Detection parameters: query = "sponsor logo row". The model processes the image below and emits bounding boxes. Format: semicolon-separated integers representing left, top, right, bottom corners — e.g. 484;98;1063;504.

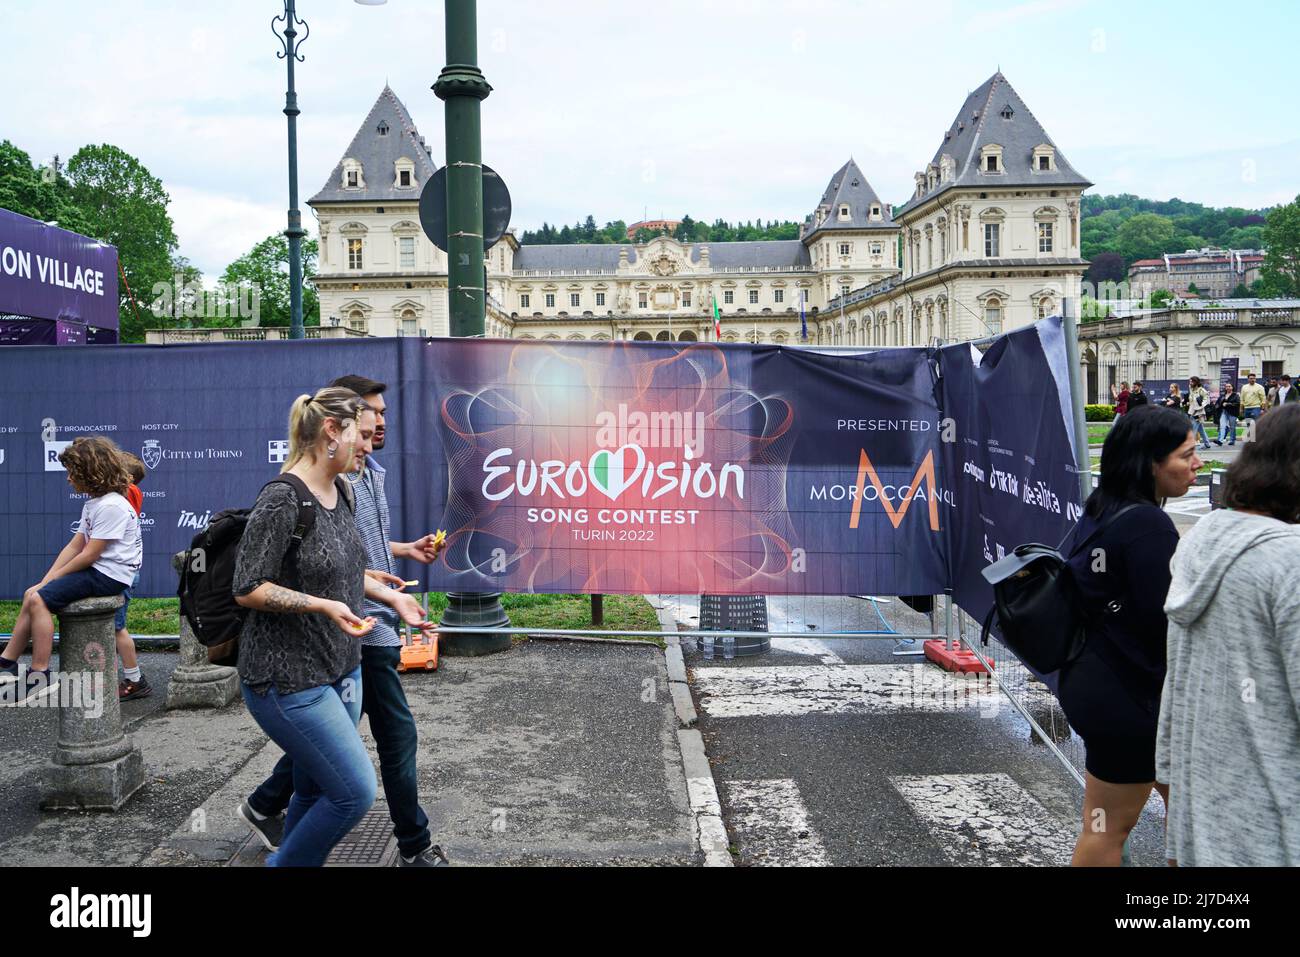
30;439;291;472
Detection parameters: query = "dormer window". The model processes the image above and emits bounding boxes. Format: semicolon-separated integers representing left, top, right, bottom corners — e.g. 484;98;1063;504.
341;158;365;190
870;204;881;220
980;145;1004;174
1032;145;1057;172
394;158;416;190
378;121;390;136
838;204;850;220
1000;104;1014;120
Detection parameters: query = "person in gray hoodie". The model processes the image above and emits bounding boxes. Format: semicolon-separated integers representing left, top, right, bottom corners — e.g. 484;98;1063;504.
1158;403;1300;866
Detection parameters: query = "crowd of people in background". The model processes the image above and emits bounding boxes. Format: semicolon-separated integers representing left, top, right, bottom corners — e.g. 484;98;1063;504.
1112;371;1297;449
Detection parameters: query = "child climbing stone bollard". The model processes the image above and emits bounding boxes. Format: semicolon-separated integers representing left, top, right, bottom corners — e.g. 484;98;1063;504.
42;594;145;811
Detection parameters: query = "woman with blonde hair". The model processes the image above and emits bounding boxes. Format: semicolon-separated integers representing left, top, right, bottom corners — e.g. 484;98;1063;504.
233;387;380;866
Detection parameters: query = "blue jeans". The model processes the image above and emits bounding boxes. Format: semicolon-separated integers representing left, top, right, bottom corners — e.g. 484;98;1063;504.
1192;417;1211;447
1242;407;1262;421
241;667;376;867
1219;413;1238;445
247;646;431;858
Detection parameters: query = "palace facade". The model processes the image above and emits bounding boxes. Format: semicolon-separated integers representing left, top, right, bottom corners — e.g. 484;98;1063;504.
309;73;1090;347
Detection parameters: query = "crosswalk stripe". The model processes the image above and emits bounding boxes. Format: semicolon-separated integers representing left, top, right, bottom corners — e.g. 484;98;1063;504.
694;664;1000;719
889;772;1075;866
769;637;845;665
722;779;831;867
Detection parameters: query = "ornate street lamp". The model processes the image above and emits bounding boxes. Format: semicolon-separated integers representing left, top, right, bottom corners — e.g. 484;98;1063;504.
273;0;385;340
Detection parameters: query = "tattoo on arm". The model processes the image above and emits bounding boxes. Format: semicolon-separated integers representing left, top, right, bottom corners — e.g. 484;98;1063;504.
262;585;313;614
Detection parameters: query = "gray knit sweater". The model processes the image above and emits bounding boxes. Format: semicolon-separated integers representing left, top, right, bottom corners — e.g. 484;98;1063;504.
1158;509;1300;866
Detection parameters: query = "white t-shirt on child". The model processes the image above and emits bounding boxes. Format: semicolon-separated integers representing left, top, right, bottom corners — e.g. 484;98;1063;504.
77;492;142;585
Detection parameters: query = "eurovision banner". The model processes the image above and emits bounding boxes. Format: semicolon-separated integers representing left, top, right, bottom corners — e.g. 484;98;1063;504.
936;320;1084;628
418;339;949;595
0;208;119;331
0;321;1082;602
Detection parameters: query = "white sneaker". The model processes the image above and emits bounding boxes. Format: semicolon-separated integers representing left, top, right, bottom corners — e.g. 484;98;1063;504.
0;670;59;707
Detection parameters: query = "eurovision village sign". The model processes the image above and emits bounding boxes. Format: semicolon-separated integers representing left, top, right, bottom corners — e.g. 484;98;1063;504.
0;207;119;344
0;319;1081;625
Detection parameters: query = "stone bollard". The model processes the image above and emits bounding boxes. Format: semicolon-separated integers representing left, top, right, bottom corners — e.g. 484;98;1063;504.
166;552;240;709
42;594;145;811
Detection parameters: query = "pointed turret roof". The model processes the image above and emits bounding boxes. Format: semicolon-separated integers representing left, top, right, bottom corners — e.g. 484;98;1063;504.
802;158;896;243
895;72;1090;216
308;86;438;205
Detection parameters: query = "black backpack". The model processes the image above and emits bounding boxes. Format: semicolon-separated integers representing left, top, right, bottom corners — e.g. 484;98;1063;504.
978;504;1138;674
177;474;352;667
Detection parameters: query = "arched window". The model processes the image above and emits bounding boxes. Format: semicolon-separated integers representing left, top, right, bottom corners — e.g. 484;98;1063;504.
400;309;417;336
633;331;653;341
984;297;1003;334
655;330;672;341
678;330;698;342
348;310;366;333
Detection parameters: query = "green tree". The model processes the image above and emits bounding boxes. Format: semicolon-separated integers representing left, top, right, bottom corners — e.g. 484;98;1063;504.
0;142;91;234
220;233;319;328
1261;195;1300;296
1114;213;1178;263
1232;282;1251;298
65;144;178;342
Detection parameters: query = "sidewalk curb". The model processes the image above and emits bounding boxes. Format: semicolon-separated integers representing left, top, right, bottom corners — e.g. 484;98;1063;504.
677;728;732;867
655;605;698;728
654;598;729;866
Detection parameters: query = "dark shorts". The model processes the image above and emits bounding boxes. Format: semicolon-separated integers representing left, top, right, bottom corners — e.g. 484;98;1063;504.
114;572;141;631
37;567;129;614
1058;649;1160;784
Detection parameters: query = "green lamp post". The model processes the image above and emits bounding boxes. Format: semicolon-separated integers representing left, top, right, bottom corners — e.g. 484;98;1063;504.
433;0;510;654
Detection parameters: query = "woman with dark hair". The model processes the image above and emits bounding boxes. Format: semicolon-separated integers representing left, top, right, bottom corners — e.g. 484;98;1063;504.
1159;404;1300;865
1060;405;1201;866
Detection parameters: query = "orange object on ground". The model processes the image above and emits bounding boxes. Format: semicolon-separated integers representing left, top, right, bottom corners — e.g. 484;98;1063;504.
923;638;993;674
398;630;439;672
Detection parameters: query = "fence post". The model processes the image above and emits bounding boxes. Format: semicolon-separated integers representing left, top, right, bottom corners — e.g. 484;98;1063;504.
42;595;145;811
167;551;240;709
1062;299;1095;504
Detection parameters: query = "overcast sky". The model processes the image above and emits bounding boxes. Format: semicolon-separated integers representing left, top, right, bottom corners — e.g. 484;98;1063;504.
4;0;1297;279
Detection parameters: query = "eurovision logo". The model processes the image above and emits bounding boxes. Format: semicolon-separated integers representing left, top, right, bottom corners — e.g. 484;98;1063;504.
482;404;744;504
483;441;744;504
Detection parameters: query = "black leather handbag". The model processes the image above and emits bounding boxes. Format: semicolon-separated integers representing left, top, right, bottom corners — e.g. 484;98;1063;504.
979;504;1138;673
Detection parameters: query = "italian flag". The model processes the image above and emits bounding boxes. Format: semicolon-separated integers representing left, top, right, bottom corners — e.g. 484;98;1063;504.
713;295;721;341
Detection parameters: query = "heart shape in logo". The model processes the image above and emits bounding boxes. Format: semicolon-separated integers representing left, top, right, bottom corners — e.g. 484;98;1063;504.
588;445;646;502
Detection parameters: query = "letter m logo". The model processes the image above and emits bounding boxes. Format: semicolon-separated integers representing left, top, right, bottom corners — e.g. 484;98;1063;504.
849;449;940;531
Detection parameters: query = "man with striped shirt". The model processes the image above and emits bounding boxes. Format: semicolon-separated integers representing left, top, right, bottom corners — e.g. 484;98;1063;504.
238;375;449;867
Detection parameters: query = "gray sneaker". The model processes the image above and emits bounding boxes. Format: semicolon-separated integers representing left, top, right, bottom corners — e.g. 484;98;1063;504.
237;800;285;852
398;844;450;867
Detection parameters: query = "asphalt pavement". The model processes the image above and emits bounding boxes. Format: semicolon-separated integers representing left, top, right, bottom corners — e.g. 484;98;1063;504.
668;594;1169;867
